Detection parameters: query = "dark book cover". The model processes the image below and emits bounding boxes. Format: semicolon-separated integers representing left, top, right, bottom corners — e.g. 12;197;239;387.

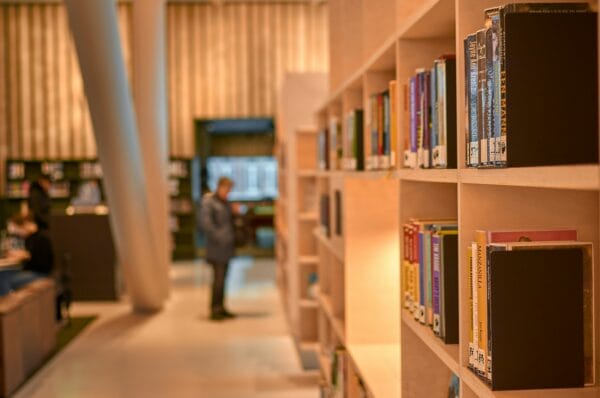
439;56;457;169
476;29;488;167
334;190;342;236
440;233;458;344
502;7;597;166
354;110;365;171
423;71;431;168
320;194;330;237
488;249;584;390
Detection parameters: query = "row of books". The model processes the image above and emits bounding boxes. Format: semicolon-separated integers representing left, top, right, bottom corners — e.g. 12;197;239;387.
467;229;594;390
169;160;189;178
79;162;103;179
404;56;457;169
317;81;399;172
365;83;398;170
7;161;103;181
6;181;70;199
464;3;597;168
170;198;193;214
402;219;458;344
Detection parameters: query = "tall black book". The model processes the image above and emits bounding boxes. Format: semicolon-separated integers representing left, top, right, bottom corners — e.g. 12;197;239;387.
488;248;584;390
334;190;342;236
501;5;597;166
320;194;330;237
439;233;458;344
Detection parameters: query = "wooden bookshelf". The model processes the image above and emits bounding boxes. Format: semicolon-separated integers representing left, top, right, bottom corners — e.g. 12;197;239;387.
315;0;600;396
276;74;327;368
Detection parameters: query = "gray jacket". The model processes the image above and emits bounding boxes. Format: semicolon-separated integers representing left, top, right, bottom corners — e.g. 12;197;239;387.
200;192;235;264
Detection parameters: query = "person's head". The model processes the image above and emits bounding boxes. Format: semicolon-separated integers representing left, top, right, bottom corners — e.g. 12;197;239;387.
38;176;51;192
216;177;234;200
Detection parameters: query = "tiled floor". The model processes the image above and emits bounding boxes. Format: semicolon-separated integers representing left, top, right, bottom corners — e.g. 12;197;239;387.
14;258;319;398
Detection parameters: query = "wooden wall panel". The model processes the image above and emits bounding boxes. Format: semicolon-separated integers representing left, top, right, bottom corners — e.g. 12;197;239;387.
0;1;328;183
166;2;329;157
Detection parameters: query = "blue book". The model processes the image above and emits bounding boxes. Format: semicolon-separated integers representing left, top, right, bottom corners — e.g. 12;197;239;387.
465;34;479;167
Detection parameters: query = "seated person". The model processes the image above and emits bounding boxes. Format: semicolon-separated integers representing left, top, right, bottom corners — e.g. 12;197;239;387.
0;214;54;295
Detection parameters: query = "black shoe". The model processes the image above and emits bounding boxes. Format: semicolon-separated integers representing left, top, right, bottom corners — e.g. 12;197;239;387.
221;309;236;319
210;312;227;321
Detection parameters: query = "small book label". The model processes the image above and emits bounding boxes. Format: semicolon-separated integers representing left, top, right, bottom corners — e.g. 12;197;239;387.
480;138;489;164
433;314;441;335
380;155;390;169
498;136;507;162
432;145;446;167
403;150;411;167
417;148;424;168
423;150;430;168
419;305;426;324
469;343;476;369
478;348;486;374
348;158;357;171
469;142;479;166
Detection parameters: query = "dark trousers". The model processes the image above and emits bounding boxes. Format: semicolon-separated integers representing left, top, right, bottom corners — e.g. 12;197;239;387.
210;261;229;313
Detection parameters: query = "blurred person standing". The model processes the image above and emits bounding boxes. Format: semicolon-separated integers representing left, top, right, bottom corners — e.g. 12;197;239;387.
28;176;51;231
200;177;236;321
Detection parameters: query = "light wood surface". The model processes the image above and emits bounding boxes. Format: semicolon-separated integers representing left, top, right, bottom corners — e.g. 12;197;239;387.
347;344;401;398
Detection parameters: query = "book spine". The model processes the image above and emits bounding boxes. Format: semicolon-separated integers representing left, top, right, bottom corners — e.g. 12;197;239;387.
487;9;502;166
382;91;391;169
485;26;495;166
476;29;489;167
416;71;424;168
403;83;411;167
389;81;398;168
425;230;433;325
413;224;421;317
418;230;426;323
377;94;384;169
430;64;438;168
372;95;379;169
467;245;476;369
355;110;364;171
409;77;418;168
471;241;479;370
423;71;431;168
498;7;507;165
486;245;498;383
432;233;441;335
466;34;479;167
402;225;410;308
475;231;488;376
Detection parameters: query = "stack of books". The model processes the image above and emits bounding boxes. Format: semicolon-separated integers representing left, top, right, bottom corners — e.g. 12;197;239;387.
404;56;456;169
402;219;458;344
467;229;594;390
464;3;597;168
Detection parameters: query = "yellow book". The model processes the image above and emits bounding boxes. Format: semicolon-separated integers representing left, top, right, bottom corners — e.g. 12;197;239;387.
475;231;488;376
467;245;475;369
389;80;398;168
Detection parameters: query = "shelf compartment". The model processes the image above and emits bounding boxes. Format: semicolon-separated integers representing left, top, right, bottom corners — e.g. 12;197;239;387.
313;228;344;262
459;165;599;191
317;293;346;345
347;343;401;398
401;310;459;375
460;366;600;398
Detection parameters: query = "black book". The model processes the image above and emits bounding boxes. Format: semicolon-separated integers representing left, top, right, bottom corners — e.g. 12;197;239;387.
320;194;330;237
354;110;365;171
440;56;457;169
500;5;597;166
334;190;342;236
439;233;458;344
488;249;584;390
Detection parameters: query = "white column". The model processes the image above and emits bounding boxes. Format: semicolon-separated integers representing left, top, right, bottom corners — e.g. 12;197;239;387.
64;0;167;311
132;0;170;298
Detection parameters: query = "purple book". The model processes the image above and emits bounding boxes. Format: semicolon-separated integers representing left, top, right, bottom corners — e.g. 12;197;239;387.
432;234;441;335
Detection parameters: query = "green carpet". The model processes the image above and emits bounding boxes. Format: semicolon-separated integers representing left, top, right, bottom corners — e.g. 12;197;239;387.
53;316;97;354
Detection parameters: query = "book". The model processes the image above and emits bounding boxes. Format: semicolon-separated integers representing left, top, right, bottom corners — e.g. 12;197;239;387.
468;3;597;167
467;245;476;369
433;55;457;168
465;34;479;167
334;190;342;236
488;240;594;386
408;76;418;168
403;83;411;168
439;232;459;344
488;248;584;390
476;29;489;167
389;80;398;167
474;231;487;375
382;91;391;169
